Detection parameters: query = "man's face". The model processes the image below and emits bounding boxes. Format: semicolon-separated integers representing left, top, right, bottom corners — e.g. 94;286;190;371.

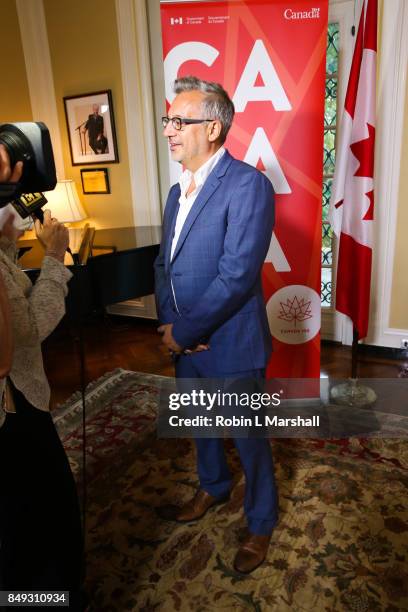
93;105;99;115
163;90;212;172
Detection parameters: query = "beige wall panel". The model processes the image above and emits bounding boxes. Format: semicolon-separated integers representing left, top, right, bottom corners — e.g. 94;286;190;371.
43;0;134;228
390;72;408;329
0;0;32;121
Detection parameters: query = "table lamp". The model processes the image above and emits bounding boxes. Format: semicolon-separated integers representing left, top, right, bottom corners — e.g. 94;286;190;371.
44;180;93;262
44;180;87;223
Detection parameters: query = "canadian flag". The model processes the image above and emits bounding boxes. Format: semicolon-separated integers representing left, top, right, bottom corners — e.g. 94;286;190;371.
328;0;377;340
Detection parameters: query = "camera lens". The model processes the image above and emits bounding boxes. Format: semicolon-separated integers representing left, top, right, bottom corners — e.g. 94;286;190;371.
0;122;57;206
0;124;34;168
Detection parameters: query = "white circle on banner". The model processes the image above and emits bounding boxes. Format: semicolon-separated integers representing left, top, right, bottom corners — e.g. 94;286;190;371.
266;285;321;345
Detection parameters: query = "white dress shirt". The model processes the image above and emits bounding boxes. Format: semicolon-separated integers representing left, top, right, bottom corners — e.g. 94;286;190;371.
170;147;225;261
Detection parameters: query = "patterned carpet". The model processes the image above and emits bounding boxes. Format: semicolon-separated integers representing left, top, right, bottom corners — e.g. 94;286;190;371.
55;369;408;612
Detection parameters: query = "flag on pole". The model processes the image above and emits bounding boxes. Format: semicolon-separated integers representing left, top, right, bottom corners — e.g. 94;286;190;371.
328;0;377;340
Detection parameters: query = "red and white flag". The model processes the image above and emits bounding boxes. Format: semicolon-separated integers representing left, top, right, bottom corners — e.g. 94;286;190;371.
328;0;377;340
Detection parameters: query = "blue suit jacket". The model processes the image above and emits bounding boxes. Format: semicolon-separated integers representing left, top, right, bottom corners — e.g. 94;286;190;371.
154;150;275;375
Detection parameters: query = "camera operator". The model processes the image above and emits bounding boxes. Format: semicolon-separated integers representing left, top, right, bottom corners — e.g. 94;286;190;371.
0;144;21;377
0;145;83;609
0;269;12;377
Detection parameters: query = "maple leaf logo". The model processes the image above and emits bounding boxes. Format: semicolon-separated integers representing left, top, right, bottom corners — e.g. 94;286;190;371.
363;189;374;220
278;296;313;327
350;123;375;178
333;122;375;221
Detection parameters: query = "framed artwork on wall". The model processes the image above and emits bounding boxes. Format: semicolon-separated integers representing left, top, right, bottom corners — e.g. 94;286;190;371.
63;90;119;165
80;168;110;194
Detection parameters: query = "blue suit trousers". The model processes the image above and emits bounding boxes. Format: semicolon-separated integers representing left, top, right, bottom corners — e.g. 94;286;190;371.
175;353;279;535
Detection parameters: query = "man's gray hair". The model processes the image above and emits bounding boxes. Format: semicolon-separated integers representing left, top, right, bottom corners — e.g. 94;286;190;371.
174;76;235;144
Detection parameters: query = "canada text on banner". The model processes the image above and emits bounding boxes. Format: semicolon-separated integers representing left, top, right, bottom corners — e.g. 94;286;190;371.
160;1;328;377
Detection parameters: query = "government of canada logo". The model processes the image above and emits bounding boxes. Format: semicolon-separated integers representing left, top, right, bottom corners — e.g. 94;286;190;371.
284;8;320;20
266;285;320;345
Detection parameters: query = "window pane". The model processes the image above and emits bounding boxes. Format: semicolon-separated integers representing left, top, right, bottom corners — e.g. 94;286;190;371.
323;129;336;175
321;22;339;308
322;222;333;265
322;178;332;221
325;77;337;126
326;23;339;74
321;267;332;307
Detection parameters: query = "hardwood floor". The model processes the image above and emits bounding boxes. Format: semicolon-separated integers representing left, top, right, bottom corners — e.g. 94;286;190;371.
43;316;173;409
320;341;405;378
43;315;406;410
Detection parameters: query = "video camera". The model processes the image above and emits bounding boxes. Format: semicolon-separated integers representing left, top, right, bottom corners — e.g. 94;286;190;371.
0;122;56;220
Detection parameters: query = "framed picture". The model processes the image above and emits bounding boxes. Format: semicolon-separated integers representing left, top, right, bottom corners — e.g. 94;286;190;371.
80;168;110;194
63;90;119;165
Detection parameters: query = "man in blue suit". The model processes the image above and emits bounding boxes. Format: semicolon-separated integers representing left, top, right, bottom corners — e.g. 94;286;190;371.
155;76;278;573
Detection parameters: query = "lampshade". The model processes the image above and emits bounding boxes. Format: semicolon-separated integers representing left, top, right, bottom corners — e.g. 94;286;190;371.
44;180;87;223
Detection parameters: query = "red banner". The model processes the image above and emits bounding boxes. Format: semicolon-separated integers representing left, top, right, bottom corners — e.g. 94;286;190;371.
160;0;328;377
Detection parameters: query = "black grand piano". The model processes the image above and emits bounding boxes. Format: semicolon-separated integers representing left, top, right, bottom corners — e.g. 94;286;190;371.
17;226;161;320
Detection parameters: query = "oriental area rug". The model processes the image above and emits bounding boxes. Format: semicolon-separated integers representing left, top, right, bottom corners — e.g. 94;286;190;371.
54;369;408;612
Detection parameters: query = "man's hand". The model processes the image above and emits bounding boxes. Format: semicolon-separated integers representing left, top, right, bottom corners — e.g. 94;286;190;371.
158;323;209;355
0;144;23;183
184;343;210;354
158;323;183;353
